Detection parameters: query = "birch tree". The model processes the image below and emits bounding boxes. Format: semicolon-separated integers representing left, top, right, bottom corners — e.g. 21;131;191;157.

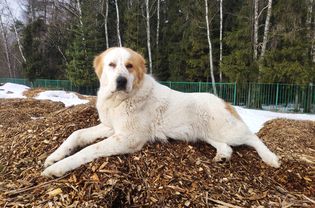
99;0;109;48
204;0;217;95
306;0;313;31
104;0;109;48
260;0;272;59
76;0;84;36
75;0;87;55
219;0;223;82
156;0;160;48
115;0;122;47
306;0;315;63
0;13;12;77
253;0;259;60
4;0;26;63
145;0;152;74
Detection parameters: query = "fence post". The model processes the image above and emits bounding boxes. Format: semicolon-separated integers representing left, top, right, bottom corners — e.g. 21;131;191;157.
198;81;201;92
275;83;279;111
233;82;237;105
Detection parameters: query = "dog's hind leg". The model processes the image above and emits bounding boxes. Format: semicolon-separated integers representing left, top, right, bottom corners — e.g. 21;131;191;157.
243;134;280;168
206;139;233;162
44;124;114;168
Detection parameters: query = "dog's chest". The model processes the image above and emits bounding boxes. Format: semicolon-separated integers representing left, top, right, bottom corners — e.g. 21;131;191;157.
97;98;142;128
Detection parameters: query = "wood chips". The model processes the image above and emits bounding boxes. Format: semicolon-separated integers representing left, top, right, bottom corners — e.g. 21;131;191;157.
0;98;314;207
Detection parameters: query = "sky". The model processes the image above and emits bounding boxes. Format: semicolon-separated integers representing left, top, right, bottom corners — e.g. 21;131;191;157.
2;0;24;21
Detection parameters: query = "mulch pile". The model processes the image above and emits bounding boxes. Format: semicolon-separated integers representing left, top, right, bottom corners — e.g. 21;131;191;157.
0;98;314;207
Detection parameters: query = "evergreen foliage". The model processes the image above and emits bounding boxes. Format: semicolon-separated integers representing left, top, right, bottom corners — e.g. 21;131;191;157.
14;0;315;85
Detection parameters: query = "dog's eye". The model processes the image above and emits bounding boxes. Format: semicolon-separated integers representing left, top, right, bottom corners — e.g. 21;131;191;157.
109;62;116;68
126;63;133;69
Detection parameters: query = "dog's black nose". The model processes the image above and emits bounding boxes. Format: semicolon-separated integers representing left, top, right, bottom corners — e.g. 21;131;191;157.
116;76;127;91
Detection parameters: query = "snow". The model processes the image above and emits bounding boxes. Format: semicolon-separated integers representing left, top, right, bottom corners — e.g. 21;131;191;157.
1;82;315;133
0;83;89;107
35;90;89;107
0;83;30;98
235;106;315;133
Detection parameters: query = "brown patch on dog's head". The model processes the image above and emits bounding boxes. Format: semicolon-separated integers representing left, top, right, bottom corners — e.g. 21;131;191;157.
93;48;114;79
124;48;146;88
225;102;241;120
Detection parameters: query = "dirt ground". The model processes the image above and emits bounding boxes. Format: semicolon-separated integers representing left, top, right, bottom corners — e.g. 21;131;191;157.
0;98;314;207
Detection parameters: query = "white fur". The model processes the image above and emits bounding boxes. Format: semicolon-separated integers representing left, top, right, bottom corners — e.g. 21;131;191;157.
42;48;280;177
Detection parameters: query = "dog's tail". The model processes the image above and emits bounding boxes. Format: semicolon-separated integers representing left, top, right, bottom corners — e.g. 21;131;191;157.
244;134;280;168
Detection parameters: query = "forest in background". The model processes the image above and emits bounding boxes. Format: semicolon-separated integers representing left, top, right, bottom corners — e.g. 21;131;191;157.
0;0;314;86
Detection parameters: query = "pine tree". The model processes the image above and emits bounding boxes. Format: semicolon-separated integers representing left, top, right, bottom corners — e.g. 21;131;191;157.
66;1;105;86
221;0;259;83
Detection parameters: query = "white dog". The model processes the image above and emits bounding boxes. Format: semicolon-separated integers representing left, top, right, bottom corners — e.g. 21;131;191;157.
42;47;280;177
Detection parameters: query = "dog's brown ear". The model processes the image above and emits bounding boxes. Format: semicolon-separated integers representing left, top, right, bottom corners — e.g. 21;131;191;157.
134;52;146;82
93;54;103;79
125;48;146;87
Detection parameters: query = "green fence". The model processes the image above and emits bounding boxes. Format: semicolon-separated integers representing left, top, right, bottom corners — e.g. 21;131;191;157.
0;78;98;95
1;78;314;113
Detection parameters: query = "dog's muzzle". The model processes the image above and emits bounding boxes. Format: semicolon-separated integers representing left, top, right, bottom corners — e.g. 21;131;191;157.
116;76;127;91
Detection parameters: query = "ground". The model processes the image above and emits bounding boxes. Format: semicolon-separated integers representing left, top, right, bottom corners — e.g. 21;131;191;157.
0;97;314;207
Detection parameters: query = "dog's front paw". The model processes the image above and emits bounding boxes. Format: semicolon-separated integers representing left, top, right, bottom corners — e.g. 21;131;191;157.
213;154;231;163
264;153;281;168
41;163;68;178
44;152;65;168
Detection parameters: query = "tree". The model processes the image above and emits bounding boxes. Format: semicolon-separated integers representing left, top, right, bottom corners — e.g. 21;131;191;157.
221;0;259;83
253;0;259;60
259;0;314;84
156;0;160;49
100;0;109;48
205;0;217;94
22;19;48;81
306;0;315;63
219;0;223;82
3;0;26;63
115;0;122;46
66;0;105;86
0;0;312;85
0;13;12;77
144;0;153;74
260;0;273;59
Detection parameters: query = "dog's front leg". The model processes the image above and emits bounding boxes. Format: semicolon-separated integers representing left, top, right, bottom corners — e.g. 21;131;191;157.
41;134;147;177
44;124;114;168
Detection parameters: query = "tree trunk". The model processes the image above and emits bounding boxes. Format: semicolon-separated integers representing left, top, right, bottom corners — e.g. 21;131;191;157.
76;0;86;52
145;0;153;74
104;0;109;48
313;24;315;63
204;0;217;95
156;0;160;48
307;0;315;63
260;0;272;59
306;0;313;30
29;0;35;22
4;0;27;63
0;14;13;78
253;0;259;60
219;0;223;82
115;0;122;47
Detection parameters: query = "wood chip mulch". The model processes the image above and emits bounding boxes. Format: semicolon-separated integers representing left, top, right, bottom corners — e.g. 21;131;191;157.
0;98;314;207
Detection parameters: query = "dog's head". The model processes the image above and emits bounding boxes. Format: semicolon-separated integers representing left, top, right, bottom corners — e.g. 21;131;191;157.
93;47;146;94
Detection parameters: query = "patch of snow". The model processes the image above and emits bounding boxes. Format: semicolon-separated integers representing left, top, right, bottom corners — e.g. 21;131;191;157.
0;83;30;99
35;90;89;107
235;106;315;133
